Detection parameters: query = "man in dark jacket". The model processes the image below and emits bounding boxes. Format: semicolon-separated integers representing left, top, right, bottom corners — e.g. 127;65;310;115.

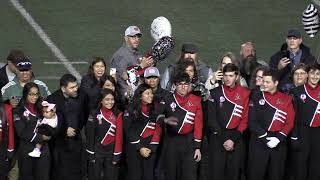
47;74;89;180
0;50;24;90
269;28;317;90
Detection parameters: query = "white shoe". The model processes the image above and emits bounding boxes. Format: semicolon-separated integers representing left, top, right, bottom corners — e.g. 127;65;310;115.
28;149;41;158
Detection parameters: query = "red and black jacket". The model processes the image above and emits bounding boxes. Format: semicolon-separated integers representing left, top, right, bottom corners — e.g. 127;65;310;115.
0;104;14;156
207;84;250;142
124;103;162;152
156;92;203;149
249;90;295;142
86;107;123;161
291;83;320;139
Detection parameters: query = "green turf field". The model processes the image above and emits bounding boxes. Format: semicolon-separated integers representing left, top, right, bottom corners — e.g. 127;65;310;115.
0;0;319;90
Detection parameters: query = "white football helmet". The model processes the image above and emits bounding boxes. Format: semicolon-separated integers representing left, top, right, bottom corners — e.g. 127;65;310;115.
150;16;172;41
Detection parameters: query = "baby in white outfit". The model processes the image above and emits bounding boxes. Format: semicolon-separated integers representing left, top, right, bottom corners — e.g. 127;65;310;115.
28;101;58;158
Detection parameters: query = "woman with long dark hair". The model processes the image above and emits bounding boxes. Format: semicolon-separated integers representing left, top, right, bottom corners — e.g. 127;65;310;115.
205;51;248;90
14;82;51;180
85;88;123;180
176;59;198;85
100;75;117;92
249;65;268;90
0;91;14;180
99;74;128;112
124;84;162;180
80;57;107;112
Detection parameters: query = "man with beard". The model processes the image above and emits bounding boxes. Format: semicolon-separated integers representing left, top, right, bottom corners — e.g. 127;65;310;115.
269;28;316;91
47;74;89;180
239;42;268;86
238;42;268;179
110;26;153;103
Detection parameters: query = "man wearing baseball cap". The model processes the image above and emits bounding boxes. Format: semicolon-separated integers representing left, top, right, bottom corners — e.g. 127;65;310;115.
110;25;153;105
269;28;316;91
1;58;50;107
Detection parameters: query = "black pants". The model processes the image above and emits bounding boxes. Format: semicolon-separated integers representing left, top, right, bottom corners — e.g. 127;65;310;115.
198;136;209;180
208;134;242;180
18;151;50;180
126;143;156;180
0;154;9;180
52;138;83;180
247;135;286;180
93;153;119;180
290;126;320;180
162;133;197;180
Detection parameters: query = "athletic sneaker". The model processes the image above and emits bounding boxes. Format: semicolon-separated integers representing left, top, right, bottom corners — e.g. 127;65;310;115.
28;148;41;158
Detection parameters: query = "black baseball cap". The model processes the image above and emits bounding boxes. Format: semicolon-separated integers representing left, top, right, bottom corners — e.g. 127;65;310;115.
15;58;32;71
287;28;302;38
181;42;198;53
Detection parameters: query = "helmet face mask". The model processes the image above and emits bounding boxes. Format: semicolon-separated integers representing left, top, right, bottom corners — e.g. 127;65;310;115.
150;16;174;63
150;16;172;42
151;36;175;63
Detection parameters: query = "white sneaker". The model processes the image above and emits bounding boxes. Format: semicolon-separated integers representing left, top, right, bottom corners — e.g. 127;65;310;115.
28;149;41;158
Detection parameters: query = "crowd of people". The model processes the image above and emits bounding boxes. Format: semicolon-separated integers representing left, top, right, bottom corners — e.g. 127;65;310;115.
0;25;319;180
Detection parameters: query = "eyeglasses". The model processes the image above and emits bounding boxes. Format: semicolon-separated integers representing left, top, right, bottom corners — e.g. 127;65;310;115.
294;72;307;76
28;93;39;97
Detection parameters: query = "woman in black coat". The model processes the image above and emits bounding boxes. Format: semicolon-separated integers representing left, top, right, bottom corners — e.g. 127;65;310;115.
14;82;51;180
123;84;162;180
86;89;123;180
80;57;107;112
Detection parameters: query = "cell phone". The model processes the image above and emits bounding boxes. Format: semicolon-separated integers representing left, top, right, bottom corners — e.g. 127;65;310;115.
280;50;290;59
110;68;116;76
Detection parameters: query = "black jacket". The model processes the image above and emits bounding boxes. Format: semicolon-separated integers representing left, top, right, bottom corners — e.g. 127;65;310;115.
290;84;320;138
46;89;89;148
207;85;250;143
80;75;101;112
270;43;316;88
13;107;49;155
153;86;171;104
0;65;9;90
123;106;161;152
